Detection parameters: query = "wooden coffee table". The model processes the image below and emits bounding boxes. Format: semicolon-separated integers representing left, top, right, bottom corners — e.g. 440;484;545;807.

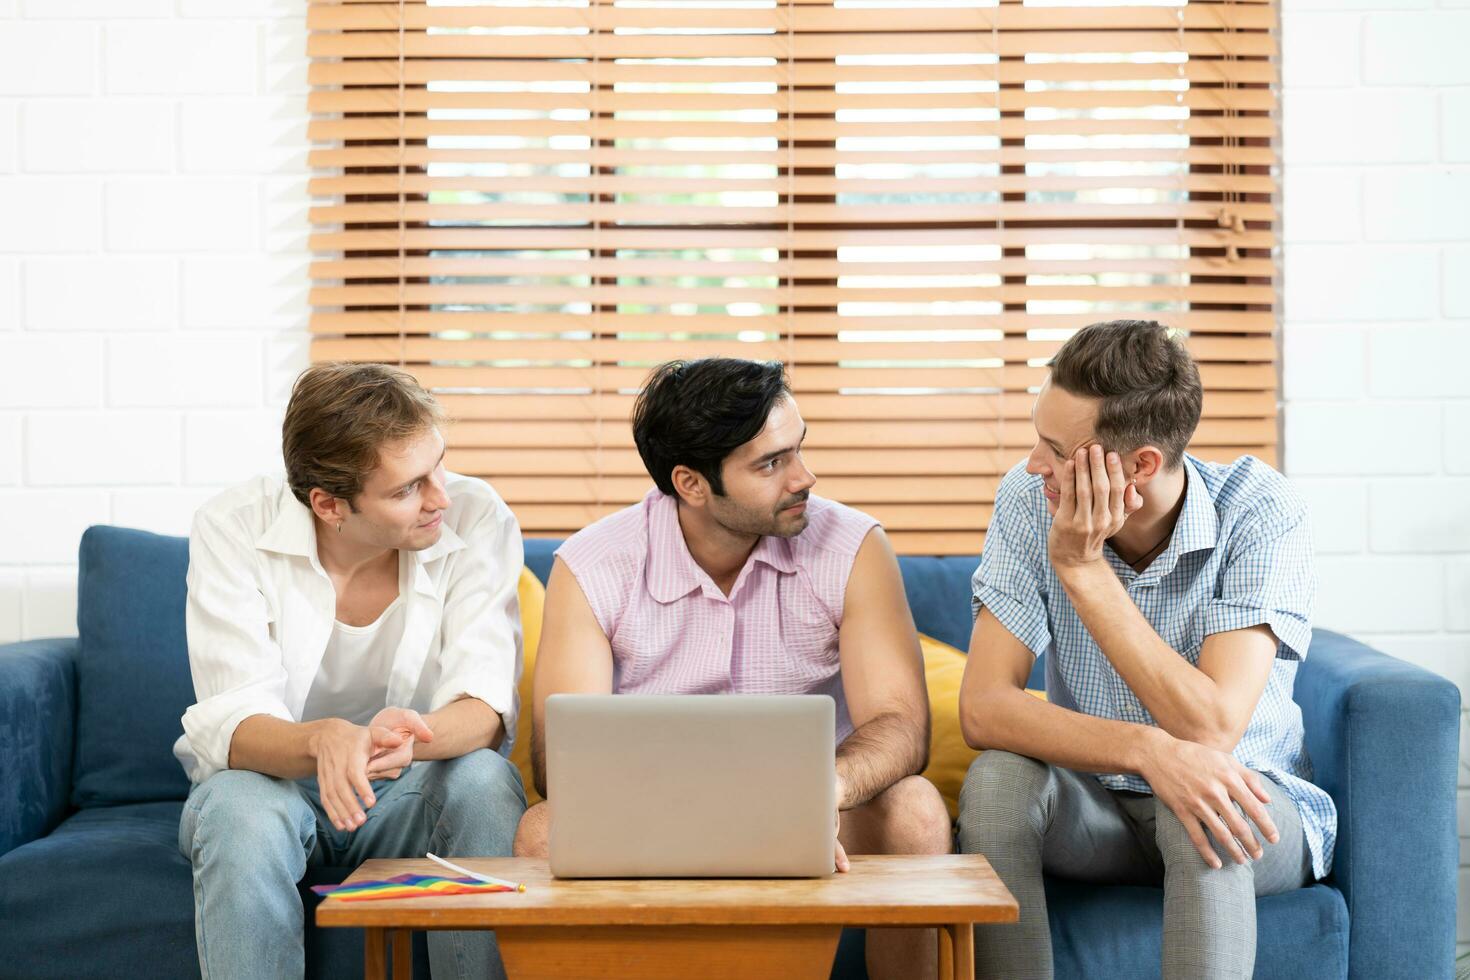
317;854;1016;980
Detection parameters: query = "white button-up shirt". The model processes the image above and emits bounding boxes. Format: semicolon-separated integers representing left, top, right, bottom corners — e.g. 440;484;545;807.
173;472;524;784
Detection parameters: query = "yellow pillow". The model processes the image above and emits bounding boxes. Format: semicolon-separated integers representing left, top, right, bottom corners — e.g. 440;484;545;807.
509;566;546;805
920;632;1045;820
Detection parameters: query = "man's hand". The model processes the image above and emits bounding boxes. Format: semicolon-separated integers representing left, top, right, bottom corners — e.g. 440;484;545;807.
365;707;434;780
1139;731;1280;869
1048;444;1143;568
309;719;406;831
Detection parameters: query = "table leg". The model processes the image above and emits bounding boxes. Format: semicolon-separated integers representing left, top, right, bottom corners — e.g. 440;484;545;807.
365;928;388;980
946;923;974;980
937;923;954;979
391;929;413;979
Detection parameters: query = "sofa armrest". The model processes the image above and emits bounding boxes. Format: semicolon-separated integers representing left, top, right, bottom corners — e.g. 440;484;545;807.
0;638;77;858
1295;629;1460;980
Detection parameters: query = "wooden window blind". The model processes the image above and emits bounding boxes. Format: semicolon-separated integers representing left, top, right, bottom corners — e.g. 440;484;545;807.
306;0;1277;554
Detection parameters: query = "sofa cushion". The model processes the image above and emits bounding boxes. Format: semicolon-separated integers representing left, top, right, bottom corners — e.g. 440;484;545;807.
1045;877;1349;979
523;536;558;587
0;801;199;979
897;553;1049;690
508;567;547;804
894;554;978;651
73;527;195;808
0;800;426;980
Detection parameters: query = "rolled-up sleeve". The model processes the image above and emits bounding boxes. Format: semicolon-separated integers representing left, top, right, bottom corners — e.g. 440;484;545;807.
1203;499;1316;661
431;495;524;756
971;471;1053;661
180;509;293;783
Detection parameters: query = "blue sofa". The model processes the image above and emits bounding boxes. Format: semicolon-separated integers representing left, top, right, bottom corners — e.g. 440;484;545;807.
0;526;1460;979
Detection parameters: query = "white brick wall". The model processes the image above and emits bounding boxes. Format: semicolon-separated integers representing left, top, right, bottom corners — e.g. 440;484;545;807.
0;0;307;640
0;0;1464;956
1281;0;1470;956
20;101;175;173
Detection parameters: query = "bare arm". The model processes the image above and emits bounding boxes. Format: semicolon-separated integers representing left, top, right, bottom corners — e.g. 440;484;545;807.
530;557;614;797
959;608;1281;869
1057;559;1277;752
1050;445;1276;752
229;713;405;833
415;696;502;759
958;608;1167;772
834;528;929;810
229;714;349;779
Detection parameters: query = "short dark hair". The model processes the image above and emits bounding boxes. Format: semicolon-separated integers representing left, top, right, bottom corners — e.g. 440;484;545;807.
632;358;792;497
1047;319;1202;469
282;361;445;508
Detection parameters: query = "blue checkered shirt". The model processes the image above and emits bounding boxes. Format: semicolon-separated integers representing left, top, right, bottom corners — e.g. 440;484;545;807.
971;454;1336;879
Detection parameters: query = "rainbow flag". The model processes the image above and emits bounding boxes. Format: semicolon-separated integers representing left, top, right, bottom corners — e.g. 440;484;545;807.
312;873;517;902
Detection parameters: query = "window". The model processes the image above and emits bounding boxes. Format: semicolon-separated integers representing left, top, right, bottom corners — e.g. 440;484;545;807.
307;0;1277;552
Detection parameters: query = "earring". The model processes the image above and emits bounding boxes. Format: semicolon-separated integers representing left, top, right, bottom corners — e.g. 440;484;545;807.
336;521;343;533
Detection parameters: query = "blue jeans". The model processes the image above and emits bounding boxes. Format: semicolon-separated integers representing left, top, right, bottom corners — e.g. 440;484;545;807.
179;750;527;980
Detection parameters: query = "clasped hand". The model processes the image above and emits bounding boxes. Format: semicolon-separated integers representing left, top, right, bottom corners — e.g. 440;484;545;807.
1048;444;1144;567
311;707;433;832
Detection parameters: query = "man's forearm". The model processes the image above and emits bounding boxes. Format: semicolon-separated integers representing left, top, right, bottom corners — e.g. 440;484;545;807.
228;714;337;778
962;684;1169;777
835;710;927;810
414;697;503;761
1056;560;1231;745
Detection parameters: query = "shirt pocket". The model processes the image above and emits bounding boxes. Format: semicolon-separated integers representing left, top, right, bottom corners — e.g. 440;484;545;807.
770;604;841;690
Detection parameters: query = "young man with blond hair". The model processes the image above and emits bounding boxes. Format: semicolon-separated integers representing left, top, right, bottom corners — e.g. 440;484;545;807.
175;362;526;979
513;358;954;980
957;320;1334;980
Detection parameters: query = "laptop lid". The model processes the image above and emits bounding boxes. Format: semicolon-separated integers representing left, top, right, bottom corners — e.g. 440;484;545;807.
546;694;836;879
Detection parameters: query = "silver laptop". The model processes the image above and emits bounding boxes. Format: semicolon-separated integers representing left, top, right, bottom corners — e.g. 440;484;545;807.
546;694;836;879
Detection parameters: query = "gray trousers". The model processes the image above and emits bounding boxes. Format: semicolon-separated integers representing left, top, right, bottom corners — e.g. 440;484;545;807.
180;749;527;980
956;750;1311;980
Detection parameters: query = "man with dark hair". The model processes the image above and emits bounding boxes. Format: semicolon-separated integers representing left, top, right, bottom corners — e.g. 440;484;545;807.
175;362;526;980
956;320;1334;980
513;358;954;980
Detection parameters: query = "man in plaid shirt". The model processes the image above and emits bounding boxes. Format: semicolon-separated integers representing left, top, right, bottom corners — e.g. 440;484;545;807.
957;320;1335;980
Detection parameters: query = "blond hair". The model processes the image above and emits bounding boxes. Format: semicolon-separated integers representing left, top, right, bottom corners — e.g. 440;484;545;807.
282;362;445;509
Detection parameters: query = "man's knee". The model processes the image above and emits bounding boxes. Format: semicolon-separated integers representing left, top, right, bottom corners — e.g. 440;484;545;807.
187;770;311;867
956;750;1051;849
434;749;525;801
429;750;528;827
959;750;1050;811
863;776;953;854
1152;798;1238;873
512;801;550;859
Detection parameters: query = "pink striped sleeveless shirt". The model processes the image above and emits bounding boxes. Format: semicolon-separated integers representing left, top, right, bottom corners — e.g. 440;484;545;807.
555;488;879;744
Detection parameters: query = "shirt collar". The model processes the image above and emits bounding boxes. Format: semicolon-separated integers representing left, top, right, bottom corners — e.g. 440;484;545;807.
749;532;798;575
1170;455;1220;557
255;482;316;557
405;521;466;600
254;481;467;598
644;490;797;604
646;491;703;603
1134;455;1219;581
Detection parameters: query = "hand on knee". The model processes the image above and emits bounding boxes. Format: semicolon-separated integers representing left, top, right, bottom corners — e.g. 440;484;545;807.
1154;800;1254;874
